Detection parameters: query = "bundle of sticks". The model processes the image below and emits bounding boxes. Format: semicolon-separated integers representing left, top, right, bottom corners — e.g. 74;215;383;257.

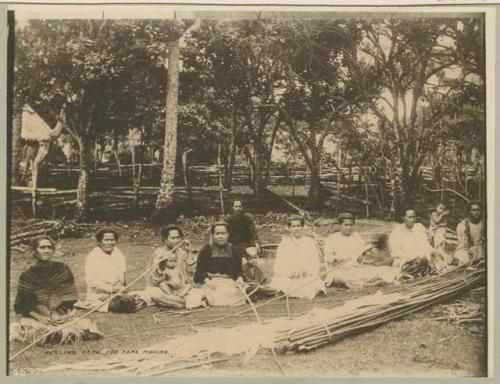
11;220;63;246
275;261;485;352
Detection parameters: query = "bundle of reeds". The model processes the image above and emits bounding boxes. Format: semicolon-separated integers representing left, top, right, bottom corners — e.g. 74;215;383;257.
275;261;485;352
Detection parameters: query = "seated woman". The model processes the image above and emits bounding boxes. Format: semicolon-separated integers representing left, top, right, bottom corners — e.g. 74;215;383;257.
77;228;127;312
324;213;399;289
269;215;325;299
130;225;204;309
145;225;196;286
193;221;246;306
10;236;102;345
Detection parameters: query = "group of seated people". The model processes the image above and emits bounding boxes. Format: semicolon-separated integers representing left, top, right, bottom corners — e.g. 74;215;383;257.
10;199;485;345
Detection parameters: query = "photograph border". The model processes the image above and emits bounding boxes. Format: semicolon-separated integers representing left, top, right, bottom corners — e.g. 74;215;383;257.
0;1;498;383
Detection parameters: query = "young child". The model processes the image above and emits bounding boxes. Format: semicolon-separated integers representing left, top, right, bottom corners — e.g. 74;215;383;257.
242;249;276;299
429;201;450;240
359;234;393;266
158;253;192;304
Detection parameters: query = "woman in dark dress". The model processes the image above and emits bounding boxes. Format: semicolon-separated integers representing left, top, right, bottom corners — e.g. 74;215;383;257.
194;222;246;306
10;235;102;345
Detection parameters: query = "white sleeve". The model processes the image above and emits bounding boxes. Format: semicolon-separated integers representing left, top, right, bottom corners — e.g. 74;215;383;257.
388;227;404;264
306;238;321;275
85;250;106;289
115;248;127;283
273;239;290;277
323;235;336;264
415;224;434;254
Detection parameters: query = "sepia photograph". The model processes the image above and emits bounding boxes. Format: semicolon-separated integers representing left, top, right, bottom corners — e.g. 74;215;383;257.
4;3;493;378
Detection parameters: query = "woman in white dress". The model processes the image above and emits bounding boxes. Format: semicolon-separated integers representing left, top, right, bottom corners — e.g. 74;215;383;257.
324;213;399;289
79;228;127;312
270;215;325;299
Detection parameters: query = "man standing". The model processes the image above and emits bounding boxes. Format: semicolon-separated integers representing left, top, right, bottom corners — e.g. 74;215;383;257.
226;200;261;257
455;201;485;264
389;207;436;269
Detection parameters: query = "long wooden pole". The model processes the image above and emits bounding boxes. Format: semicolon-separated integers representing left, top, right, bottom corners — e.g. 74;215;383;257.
238;285;286;376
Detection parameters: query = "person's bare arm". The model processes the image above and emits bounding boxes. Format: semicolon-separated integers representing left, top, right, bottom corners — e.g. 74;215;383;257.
158;281;173;295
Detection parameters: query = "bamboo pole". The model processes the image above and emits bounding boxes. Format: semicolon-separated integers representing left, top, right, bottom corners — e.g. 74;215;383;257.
238;285;286;377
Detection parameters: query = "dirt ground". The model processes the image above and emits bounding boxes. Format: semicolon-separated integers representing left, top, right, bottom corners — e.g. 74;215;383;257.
7;219;487;377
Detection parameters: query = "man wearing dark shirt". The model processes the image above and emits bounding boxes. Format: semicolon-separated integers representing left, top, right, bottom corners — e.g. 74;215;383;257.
226;200;261;257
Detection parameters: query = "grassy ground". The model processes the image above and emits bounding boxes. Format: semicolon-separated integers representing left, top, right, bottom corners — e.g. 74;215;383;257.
8;219;486;377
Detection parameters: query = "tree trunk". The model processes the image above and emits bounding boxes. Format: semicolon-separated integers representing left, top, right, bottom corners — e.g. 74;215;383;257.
12;102;23;185
245;140;266;204
400;164;419;213
308;168;322;211
74;138;92;221
132;164;143;209
263;117;280;185
217;142;225;215
307;148;323;211
253;147;265;204
224;107;237;191
153;38;180;220
182;149;192;203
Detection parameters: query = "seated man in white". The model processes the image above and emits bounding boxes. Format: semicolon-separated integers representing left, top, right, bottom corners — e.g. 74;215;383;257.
270;215;325;299
324;212;398;289
389;208;436;269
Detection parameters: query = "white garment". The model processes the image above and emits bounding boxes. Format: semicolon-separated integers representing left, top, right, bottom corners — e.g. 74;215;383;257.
324;231;398;288
324;231;366;267
270;235;324;299
82;246;126;312
388;223;434;266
